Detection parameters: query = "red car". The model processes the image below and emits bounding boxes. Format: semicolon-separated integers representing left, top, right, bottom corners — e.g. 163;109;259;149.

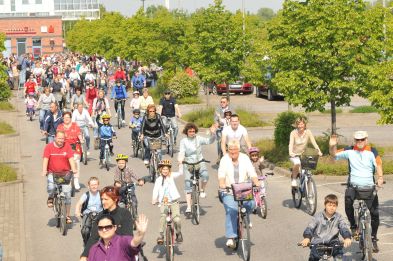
214;81;254;95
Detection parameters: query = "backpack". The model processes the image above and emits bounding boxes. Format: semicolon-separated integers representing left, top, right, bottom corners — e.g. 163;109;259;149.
81;192;90;214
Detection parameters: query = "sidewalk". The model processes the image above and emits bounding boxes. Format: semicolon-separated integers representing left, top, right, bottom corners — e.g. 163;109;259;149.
0;93;26;261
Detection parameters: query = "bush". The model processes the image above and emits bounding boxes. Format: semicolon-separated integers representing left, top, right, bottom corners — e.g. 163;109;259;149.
254;139;289;164
0;71;11;102
182;107;215;128
350;105;378;113
0;163;18;182
0;121;15;135
168;72;200;99
177;96;202;104
237;109;268;127
0;101;14;111
273;111;306;149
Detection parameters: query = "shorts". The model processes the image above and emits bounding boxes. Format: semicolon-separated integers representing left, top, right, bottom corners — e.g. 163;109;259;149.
289;156;301;166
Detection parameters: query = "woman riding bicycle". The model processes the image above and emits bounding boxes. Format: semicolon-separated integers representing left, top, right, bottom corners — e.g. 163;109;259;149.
140;104;166;165
70;87;89;111
92;89;111;145
288;117;322;187
177;122;216;213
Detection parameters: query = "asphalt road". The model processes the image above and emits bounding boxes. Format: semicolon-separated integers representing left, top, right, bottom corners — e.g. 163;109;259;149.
19;102;393;261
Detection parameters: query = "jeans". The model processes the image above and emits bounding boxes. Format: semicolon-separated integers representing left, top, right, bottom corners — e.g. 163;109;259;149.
162;116;178;142
80;126;90;150
222;193;255;238
47;174;72;205
216;129;223;157
114;99;126;121
143;137;162;162
39;109;48;130
160;202;181;234
47;135;55;144
183;162;209;193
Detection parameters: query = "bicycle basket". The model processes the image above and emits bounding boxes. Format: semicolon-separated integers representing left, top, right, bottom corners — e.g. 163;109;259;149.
149;139;162;150
355;186;375;200
300;155;319;170
53;171;73;185
231;182;254;201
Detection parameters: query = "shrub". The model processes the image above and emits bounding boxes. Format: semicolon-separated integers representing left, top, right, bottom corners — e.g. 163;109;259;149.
350;105;378;113
0;121;15;135
168;72;200;99
237;109;268;127
0;69;11;102
273;111;306;149
254;139;289;164
182;107;215;128
0;101;14;111
177;96;202;104
0;163;18;182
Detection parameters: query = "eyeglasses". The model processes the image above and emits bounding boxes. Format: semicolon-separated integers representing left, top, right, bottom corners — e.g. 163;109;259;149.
164;93;171;95
355;138;366;142
98;225;114;231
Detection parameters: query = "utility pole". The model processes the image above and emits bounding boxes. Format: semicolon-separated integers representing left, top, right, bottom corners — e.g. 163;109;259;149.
383;0;387;59
141;0;146;11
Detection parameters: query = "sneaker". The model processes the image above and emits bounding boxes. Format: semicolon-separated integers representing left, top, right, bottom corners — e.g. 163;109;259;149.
143;160;149;165
185;207;191;214
176;232;183;243
74;178;80;190
200;191;206;198
86;151;90;156
122;120;125;124
291;179;298;187
372;237;379;253
156;234;164;245
226;238;236;249
249;221;252;229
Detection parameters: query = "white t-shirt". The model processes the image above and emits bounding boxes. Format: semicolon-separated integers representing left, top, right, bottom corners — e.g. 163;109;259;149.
222;124;248;144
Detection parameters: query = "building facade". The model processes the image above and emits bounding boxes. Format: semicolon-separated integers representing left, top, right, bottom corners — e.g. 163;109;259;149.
0;16;63;57
0;0;100;20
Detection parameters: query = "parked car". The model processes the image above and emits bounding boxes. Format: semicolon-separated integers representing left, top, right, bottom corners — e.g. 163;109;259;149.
214;81;254;95
256;84;283;101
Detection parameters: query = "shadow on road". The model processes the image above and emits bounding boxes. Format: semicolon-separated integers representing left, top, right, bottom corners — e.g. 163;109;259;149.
151;243;184;259
214;236;238;256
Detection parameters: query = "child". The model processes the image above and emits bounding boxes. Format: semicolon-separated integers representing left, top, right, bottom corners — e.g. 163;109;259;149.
248;147;274;177
25;93;37;117
301;194;352;261
129;109;143;144
152;160;183;245
98;113;116;165
219;110;232;127
130;91;141;110
113;154;144;214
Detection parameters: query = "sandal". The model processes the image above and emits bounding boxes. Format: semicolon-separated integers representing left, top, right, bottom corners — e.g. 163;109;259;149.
47;198;54;208
66;216;72;224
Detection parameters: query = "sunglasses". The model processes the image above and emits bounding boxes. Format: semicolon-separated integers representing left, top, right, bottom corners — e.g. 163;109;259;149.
164;93;171;95
98;225;114;231
355;138;366;142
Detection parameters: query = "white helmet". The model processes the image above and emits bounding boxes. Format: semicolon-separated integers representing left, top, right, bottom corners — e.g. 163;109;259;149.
353;131;368;140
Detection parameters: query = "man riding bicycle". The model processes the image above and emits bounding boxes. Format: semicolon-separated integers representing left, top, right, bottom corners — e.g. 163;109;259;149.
329;131;384;252
221;114;252;156
110;79;128;124
131;71;146;95
158;90;182;145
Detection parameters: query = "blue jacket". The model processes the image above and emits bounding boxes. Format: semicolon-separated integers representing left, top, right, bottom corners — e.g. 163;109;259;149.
43;110;63;136
99;124;116;139
131;75;145;89
110;85;127;99
130;117;143;133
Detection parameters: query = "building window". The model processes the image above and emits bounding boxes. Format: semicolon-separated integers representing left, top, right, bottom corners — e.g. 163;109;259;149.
22;0;29;4
36;0;42;4
11;0;15;11
17;38;26;56
32;38;42;58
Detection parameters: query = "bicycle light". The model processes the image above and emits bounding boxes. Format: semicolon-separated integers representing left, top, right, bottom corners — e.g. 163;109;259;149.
166;216;171;222
241;207;247;214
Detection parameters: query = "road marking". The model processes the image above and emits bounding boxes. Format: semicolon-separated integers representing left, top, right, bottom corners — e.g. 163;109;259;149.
380;221;393;227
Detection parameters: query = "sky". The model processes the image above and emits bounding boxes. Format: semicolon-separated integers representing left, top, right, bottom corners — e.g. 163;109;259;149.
100;0;285;16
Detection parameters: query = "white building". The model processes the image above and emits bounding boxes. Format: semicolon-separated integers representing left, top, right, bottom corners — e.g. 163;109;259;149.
0;0;100;20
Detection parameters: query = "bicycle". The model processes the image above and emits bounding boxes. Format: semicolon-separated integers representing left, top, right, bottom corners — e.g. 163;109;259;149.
297;242;344;261
80;130;88;165
182;159;210;225
291;153;319;216
163;116;175;158
123;183;138;224
115;98;126;129
51;172;74;236
147;137;162;183
131;132;143;158
27;105;35;121
158;200;176;261
253;173;274;219
100;138;112;171
80;211;98;246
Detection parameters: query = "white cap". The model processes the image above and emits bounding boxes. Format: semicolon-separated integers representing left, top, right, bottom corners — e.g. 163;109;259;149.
353;131;368;139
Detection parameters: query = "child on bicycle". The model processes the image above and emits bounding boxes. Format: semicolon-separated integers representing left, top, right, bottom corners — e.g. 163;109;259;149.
25;92;37;117
300;194;352;261
113;154;145;213
248;147;274;177
98;113;116;165
152;159;183;245
129;109;143;144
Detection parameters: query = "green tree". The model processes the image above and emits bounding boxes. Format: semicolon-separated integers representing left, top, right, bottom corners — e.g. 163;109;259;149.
256;8;275;21
268;0;384;134
0;33;11;101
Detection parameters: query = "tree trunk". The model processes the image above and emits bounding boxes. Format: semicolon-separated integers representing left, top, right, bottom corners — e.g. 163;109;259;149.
330;99;337;134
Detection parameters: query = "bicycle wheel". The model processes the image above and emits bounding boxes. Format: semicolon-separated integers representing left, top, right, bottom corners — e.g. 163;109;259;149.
191;189;200;225
54;197;60;228
82;143;88;165
260;196;268;219
29;111;33;121
140;141;145;160
291;177;302;208
133;139;139;158
149;156;156;183
239;214;251;261
304;177;317;216
117;107;122;129
168;130;174;158
59;198;68;236
70;177;75;197
165;225;175;261
105;150;110;171
363;212;373;261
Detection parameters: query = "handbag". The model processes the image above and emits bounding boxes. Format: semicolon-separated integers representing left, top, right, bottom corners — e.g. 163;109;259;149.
231;182;253;201
355;186;375;200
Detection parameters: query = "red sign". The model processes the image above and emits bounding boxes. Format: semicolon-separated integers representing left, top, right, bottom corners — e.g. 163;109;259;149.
5;26;36;35
48;25;54;33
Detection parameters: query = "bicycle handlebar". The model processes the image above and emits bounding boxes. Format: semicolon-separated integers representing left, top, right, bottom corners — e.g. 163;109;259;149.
182;159;211;165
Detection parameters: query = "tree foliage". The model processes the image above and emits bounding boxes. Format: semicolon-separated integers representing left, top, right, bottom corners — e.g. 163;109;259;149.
0;33;11;101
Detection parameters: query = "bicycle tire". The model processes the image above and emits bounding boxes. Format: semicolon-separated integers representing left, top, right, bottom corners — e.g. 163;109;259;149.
260;196;268;219
291;177;302;208
363;212;373;261
29;111;33;121
133;139;138;158
165;225;175;261
304;177;317;216
70;177;75;197
140;142;145;160
105;149;110;171
168;130;174;158
54;197;60;228
117;107;122;129
239;214;251;261
149;156;156;183
191;189;200;225
82;143;88;165
59;198;68;236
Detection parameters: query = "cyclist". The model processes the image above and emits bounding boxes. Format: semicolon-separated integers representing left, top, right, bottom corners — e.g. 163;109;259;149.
24;92;37;118
140;104;166;165
218;139;259;249
114;67;127;83
57;111;84;190
23;74;37;98
289;117;322;187
75;177;103;245
72;103;94;154
113;154;145;213
219;110;232;127
42;131;77;225
138;88;154;116
37;87;55;131
152;160;183;244
300;194;352;261
329;131;383;252
92;90;111;147
70;87;89;111
130;91;140;111
98;113;116;166
221;114;252;156
248;147;274;176
110;79;128;124
131;70;146;94
51;77;65;111
178;122;216;213
129;109;143;145
214;96;235;163
43;102;63;144
158;89;182;145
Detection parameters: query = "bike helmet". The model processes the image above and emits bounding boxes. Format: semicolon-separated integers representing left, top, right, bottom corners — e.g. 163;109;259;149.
101;113;111;119
115;154;129;161
133;91;139;95
158;159;172;168
248;147;260;154
133;109;140;114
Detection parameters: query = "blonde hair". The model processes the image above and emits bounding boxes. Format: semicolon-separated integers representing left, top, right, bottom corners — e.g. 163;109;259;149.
227;139;240;150
294;116;308;128
88;176;99;185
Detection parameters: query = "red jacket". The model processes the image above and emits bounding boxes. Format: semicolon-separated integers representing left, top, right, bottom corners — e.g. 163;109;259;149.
114;70;126;81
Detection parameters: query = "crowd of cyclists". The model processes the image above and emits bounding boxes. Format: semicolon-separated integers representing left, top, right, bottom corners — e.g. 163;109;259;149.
1;52;386;261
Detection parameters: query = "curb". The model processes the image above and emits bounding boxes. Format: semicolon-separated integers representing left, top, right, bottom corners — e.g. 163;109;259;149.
0;179;23;187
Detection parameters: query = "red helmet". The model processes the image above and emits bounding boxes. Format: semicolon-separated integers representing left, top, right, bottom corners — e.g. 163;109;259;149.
248;147;260;154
